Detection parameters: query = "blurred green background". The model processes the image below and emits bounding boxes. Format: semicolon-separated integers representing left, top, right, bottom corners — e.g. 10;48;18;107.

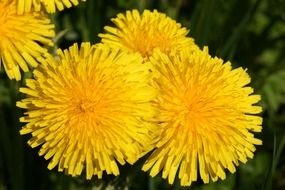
1;0;285;189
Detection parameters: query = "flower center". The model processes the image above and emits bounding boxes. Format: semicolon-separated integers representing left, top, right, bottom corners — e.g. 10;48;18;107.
78;99;97;114
67;83;108;121
185;101;203;121
128;27;172;58
0;2;11;27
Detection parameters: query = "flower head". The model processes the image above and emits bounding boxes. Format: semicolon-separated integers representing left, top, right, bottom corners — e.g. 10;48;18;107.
142;48;263;186
17;43;156;179
0;0;54;81
17;0;84;14
99;9;198;60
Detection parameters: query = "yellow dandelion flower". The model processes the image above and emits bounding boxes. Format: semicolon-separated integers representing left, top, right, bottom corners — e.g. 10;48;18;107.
0;0;54;81
142;48;263;186
99;9;198;60
17;0;84;14
17;43;157;179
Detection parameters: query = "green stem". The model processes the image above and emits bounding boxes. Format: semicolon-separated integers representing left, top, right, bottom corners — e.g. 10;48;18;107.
263;132;285;190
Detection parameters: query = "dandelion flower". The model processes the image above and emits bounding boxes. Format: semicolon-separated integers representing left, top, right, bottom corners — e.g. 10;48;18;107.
17;0;84;14
99;9;198;60
17;43;156;179
142;48;263;186
0;0;54;81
